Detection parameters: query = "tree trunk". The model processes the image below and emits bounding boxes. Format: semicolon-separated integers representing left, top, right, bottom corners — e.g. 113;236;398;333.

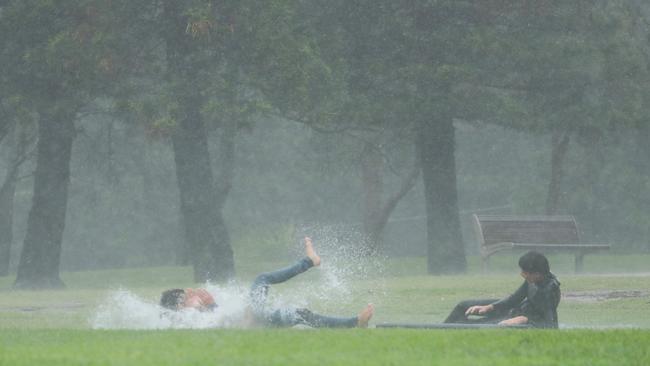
0;163;17;276
171;107;235;283
0;122;33;276
14;111;75;289
174;215;190;266
635;123;650;177
163;0;235;282
417;118;466;274
581;130;605;242
361;142;384;249
546;130;570;215
360;141;420;252
212;119;236;210
634;123;650;243
128;122;185;266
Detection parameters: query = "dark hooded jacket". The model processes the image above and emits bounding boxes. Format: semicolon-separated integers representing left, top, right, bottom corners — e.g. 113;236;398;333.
491;273;561;328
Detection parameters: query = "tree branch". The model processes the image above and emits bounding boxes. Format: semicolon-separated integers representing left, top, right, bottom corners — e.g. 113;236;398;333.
375;157;421;231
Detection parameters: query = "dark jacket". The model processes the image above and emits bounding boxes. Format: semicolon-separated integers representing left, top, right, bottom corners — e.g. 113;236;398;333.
491;273;561;328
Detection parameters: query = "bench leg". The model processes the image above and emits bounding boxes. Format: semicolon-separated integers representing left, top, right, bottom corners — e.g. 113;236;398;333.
482;255;489;273
575;253;585;273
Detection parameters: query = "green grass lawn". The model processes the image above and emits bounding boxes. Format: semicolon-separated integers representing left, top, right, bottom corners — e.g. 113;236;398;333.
0;254;649;365
1;329;649;366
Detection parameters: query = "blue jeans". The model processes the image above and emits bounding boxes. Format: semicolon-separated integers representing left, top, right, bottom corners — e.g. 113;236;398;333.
249;258;358;328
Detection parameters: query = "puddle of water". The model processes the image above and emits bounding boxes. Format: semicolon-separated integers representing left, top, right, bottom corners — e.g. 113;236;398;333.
563;290;650;303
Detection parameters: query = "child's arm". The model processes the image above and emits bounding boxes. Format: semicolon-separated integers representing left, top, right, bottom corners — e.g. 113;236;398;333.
498;316;528;326
465;304;494;316
491;281;528;312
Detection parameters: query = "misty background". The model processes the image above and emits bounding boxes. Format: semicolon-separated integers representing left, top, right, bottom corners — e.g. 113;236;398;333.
1;1;649;288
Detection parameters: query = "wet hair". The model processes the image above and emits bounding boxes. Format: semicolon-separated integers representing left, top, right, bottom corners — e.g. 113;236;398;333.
160;289;185;310
518;251;550;275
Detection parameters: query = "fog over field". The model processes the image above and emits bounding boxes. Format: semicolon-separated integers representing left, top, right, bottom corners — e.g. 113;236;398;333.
1;2;649;333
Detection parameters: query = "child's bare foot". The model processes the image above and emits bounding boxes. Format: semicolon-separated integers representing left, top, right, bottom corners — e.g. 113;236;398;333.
357;303;374;328
304;236;321;266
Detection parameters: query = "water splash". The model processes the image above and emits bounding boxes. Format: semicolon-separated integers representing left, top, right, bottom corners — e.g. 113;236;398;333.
90;226;386;329
90;284;250;329
293;224;388;309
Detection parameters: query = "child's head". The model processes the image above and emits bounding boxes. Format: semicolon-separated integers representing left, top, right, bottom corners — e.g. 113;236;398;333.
160;288;185;310
160;288;217;311
518;251;550;283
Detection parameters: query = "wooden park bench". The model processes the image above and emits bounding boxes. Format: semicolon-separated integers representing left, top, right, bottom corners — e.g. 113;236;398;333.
473;214;610;273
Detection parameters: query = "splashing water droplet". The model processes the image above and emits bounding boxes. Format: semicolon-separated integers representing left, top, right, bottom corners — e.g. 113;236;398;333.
91;225;387;329
91;285;250;329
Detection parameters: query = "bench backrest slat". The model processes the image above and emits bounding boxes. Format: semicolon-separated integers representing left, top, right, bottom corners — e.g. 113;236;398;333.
474;214;580;247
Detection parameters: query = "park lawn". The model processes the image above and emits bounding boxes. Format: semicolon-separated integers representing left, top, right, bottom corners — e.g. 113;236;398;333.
1;255;650;329
0;328;649;366
0;255;649;365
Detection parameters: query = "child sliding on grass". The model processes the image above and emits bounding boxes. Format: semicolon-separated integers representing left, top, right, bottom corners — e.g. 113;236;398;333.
160;237;374;328
444;251;561;328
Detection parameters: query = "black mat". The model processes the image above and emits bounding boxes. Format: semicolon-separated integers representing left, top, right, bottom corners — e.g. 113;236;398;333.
376;323;531;329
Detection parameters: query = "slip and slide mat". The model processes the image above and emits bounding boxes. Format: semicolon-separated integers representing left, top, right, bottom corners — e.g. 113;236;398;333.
376;323;531;329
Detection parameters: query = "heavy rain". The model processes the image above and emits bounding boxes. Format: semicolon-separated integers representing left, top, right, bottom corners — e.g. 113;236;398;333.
1;1;649;365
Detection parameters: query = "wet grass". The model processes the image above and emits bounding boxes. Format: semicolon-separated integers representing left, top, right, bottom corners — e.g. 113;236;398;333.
0;255;649;364
1;255;649;329
1;328;649;366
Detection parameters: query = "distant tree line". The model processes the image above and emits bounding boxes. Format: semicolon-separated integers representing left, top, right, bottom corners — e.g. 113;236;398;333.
1;1;649;288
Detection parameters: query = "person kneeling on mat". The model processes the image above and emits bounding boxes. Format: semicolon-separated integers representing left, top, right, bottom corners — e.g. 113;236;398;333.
444;251;561;328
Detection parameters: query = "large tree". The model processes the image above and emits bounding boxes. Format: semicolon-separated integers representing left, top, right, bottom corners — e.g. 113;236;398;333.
481;1;650;217
0;109;35;276
156;0;336;281
306;21;421;247
300;1;476;272
383;2;481;273
159;0;235;282
451;1;650;246
1;0;147;288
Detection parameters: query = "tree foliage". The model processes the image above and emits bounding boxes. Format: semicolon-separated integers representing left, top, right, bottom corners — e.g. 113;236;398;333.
1;0;650;284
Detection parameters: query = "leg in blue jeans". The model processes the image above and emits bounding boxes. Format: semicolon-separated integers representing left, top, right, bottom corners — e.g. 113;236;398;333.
249;258;358;328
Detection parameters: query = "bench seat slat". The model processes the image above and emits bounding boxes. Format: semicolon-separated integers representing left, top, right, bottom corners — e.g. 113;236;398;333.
508;243;610;250
482;242;610;256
